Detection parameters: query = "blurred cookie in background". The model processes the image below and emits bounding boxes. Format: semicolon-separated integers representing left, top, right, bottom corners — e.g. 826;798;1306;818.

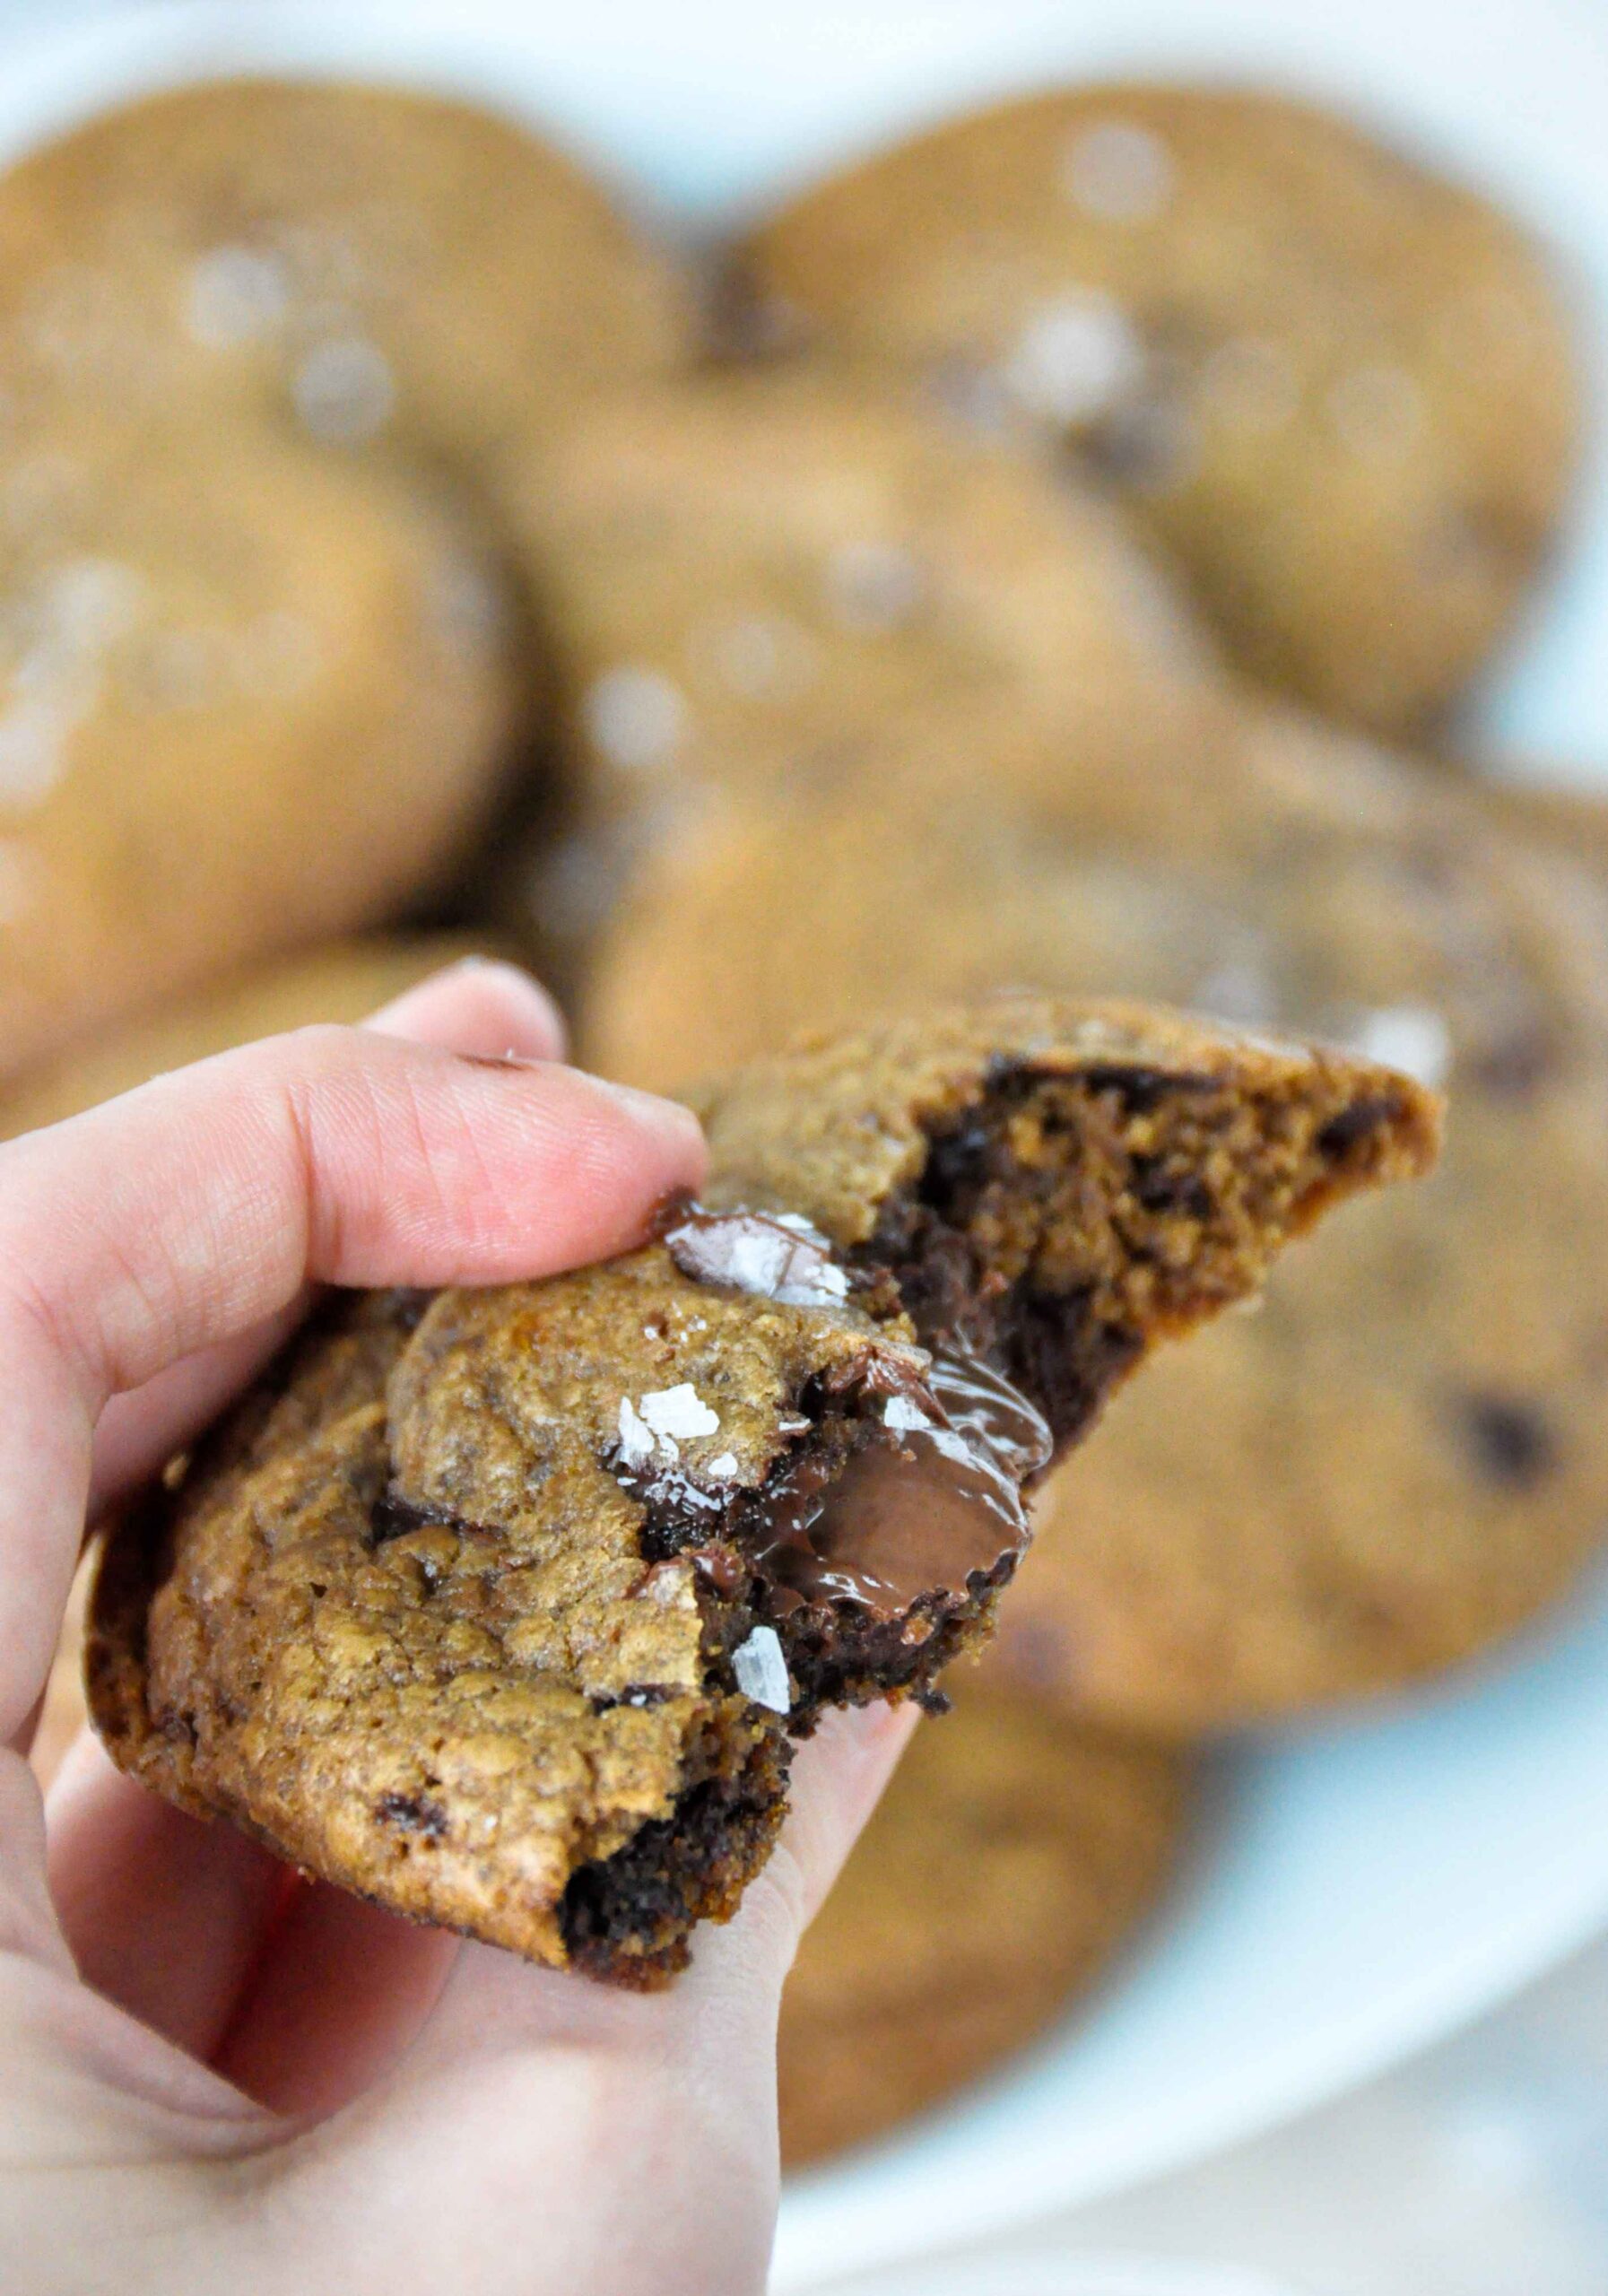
0;417;518;1082
0;930;504;1138
490;369;1237;986
581;709;1608;1726
1458;770;1608;887
0;76;692;474
778;1688;1188;2166
739;85;1580;735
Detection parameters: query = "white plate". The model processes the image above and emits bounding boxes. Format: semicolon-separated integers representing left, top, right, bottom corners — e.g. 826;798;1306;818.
3;5;1607;2290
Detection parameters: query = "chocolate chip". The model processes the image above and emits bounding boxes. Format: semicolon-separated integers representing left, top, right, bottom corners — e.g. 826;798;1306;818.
1133;1156;1214;1220
1470;1025;1555;1103
1457;1392;1557;1488
1317;1094;1402;1161
375;1791;448;1840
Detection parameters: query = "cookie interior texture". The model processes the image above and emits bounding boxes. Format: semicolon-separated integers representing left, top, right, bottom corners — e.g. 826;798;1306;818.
88;1000;1437;1984
778;1686;1187;2165
583;709;1608;1725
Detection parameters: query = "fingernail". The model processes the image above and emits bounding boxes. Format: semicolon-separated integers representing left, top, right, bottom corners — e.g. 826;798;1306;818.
449;957;568;1052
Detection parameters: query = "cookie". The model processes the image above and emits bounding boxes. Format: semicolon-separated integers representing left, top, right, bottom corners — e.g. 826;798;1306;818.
0;414;517;1081
0;76;690;472
739;84;1580;732
491;370;1233;984
583;708;1608;1726
0;933;500;1139
87;996;1433;1980
1460;770;1608;885
778;1689;1186;2165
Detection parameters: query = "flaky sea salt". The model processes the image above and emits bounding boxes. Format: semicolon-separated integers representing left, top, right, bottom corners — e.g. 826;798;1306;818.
1061;120;1175;224
292;335;395;444
582;665;686;773
823;539;925;630
706;1450;740;1481
1002;291;1144;426
884;1393;933;1433
639;1384;720;1442
617;1396;656;1469
732;1625;791;1714
185;246;291;349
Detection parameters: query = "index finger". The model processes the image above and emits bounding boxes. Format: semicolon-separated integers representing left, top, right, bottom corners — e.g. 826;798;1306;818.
0;1028;703;1736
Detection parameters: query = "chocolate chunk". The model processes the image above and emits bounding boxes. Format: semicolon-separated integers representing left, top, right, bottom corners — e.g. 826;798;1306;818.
1316;1093;1405;1161
1458;1392;1557;1488
751;1343;1052;1615
375;1790;448;1840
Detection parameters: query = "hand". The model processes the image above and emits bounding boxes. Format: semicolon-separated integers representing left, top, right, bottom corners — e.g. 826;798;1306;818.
1;960;915;2296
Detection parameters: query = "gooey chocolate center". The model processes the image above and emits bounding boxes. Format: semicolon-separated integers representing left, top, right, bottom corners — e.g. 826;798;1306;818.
752;1344;1051;1614
661;1203;1051;1618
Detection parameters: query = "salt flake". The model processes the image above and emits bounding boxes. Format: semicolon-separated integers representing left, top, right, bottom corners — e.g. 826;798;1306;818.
732;1625;791;1714
884;1393;933;1433
639;1384;720;1442
616;1396;655;1469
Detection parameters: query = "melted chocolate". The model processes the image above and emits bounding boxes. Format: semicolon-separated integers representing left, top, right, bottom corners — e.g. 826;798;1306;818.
662;1203;852;1309
753;1344;1051;1616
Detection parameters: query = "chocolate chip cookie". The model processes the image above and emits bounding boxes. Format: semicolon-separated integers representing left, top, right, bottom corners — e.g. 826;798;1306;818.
583;707;1608;1726
0;934;500;1140
0;76;691;471
739;85;1580;733
778;1688;1186;2165
0;414;517;1081
87;996;1433;1979
491;370;1234;987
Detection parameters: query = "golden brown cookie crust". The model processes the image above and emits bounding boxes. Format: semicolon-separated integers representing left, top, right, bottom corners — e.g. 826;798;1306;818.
0;415;517;1082
0;76;691;468
489;370;1235;990
740;84;1580;732
88;996;1435;1978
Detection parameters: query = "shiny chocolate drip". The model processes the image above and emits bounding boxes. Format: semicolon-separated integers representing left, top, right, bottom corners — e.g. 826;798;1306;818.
754;1344;1051;1616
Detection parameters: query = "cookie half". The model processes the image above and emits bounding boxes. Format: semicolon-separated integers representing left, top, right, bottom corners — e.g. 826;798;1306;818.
739;84;1580;732
87;996;1436;1981
583;712;1608;1726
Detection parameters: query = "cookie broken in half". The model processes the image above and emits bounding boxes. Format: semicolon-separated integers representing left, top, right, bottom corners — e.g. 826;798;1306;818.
88;996;1437;1984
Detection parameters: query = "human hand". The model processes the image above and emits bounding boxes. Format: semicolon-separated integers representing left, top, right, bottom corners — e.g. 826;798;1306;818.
2;959;915;2296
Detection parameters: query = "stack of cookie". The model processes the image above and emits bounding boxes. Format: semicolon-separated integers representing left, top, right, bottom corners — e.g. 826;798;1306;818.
11;70;1603;2168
